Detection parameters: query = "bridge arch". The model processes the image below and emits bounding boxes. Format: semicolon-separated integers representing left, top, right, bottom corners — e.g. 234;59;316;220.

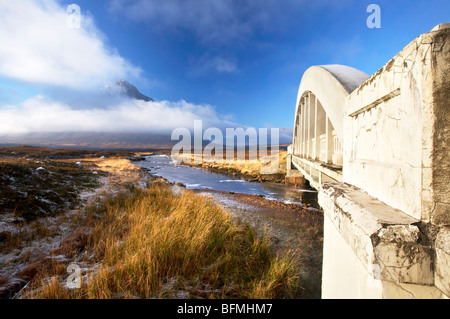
289;65;369;188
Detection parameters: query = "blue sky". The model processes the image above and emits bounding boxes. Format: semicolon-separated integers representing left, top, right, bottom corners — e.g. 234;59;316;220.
0;0;448;136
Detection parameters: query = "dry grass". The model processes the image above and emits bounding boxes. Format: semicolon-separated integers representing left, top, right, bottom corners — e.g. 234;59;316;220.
177;149;288;182
24;184;300;299
84;157;139;173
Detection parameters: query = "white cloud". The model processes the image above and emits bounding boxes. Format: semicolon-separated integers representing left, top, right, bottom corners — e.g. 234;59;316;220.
189;54;237;76
214;57;237;73
0;96;235;135
0;0;141;89
108;0;307;45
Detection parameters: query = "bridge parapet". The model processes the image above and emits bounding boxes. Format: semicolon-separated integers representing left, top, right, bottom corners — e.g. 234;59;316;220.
319;183;438;298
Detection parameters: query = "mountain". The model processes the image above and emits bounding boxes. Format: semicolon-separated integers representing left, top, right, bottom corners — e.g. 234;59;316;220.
102;80;153;102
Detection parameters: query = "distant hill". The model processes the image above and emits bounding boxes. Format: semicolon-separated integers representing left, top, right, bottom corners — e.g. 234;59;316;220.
0;132;175;150
0;130;293;151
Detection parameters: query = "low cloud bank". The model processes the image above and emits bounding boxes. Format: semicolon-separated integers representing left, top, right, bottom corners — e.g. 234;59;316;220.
0;95;292;147
0;96;233;135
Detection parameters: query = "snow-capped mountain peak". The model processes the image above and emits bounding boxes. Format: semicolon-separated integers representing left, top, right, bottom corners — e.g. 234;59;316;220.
103;80;153;102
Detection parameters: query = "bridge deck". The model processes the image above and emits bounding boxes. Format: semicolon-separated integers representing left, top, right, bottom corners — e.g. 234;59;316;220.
290;154;342;190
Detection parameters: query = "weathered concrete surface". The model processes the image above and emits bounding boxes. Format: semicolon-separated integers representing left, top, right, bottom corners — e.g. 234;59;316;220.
320;184;429;282
344;27;450;224
319;183;445;298
430;27;450;226
435;227;450;296
285;175;306;186
322;214;383;298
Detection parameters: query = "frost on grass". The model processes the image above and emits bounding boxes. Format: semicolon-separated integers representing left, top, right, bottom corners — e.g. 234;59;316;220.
0;147;139;298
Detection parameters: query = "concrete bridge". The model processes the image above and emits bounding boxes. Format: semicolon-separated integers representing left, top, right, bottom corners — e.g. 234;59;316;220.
287;24;450;299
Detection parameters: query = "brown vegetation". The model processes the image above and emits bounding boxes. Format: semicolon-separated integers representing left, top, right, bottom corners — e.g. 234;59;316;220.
0;146;301;299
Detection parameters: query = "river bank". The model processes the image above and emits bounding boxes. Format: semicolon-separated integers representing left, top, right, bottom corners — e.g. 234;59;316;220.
182;161;286;183
174;150;288;184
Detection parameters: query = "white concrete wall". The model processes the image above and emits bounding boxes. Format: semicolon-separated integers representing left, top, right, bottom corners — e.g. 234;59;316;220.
322;214;383;299
343;27;449;222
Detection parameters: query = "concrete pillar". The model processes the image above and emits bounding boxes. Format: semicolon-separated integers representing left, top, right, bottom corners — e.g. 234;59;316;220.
297;105;300;156
300;101;303;157
299;104;303;156
307;93;311;158
308;93;315;160
303;98;307;157
316;99;326;162
302;103;305;156
326;116;333;163
285;175;306;186
314;94;318;160
294;111;299;155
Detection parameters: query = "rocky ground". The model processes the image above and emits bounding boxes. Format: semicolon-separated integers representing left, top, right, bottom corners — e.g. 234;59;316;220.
0;148;146;298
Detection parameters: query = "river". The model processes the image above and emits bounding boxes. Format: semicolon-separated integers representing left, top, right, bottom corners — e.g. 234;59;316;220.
137;155;319;208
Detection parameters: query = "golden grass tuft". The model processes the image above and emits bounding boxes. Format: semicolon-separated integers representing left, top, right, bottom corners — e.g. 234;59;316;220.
26;184;299;299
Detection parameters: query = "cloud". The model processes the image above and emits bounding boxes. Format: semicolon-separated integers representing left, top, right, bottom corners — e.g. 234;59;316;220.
0;94;293;144
0;0;141;89
189;54;237;76
0;94;292;147
214;57;237;73
108;0;307;45
0;96;236;135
